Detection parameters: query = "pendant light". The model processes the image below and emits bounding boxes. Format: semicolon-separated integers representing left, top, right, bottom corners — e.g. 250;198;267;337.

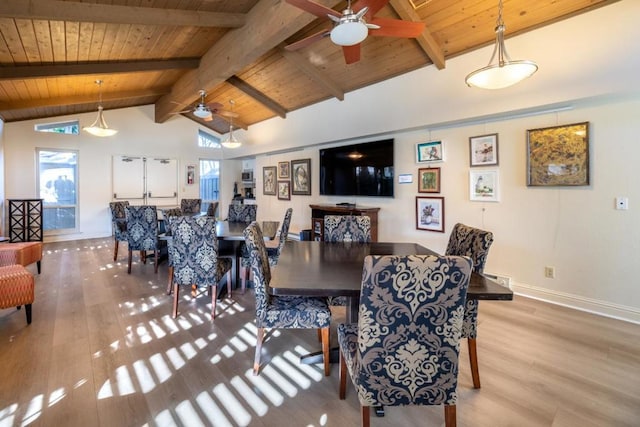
83;80;118;137
221;100;241;149
465;0;538;90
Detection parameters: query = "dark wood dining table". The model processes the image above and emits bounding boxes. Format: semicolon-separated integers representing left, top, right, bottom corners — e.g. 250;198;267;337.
270;240;513;323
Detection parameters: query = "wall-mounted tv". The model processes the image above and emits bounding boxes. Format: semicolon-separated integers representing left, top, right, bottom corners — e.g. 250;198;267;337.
319;139;394;197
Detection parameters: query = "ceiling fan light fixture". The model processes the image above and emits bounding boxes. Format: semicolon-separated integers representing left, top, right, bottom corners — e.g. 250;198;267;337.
83;80;118;137
465;0;538;90
330;21;368;46
193;105;212;119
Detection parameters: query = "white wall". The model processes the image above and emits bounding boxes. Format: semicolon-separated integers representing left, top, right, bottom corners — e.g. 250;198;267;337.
3;105;243;240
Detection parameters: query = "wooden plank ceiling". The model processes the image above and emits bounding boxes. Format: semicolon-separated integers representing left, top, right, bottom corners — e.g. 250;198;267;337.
0;0;618;134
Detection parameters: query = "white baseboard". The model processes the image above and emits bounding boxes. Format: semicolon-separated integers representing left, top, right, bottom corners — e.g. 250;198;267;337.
512;282;640;325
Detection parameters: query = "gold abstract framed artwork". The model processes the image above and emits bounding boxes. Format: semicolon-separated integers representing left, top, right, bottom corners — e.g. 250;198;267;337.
527;122;589;186
418;167;440;193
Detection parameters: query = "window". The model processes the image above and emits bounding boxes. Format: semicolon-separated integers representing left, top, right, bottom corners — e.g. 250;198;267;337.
198;129;221;148
34;120;79;135
36;149;79;234
200;159;220;214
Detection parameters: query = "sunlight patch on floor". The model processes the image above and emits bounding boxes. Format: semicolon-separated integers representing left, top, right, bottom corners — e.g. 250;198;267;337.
195;392;233;427
230;375;269;417
213;383;252;426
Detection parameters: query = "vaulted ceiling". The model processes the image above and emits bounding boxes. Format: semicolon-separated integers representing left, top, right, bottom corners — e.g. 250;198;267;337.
0;0;618;134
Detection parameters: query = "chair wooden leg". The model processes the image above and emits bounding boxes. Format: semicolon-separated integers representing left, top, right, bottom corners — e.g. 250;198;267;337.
321;327;330;376
339;349;347;399
127;250;133;274
444;404;456;427
253;327;265;375
226;270;232;298
36;260;41;274
172;284;179;318
153;250;159;273
317;329;322;342
240;266;248;294
141;250;147;264
211;285;218;320
166;267;174;295
468;338;481;389
113;240;119;261
25;303;32;325
361;406;370;427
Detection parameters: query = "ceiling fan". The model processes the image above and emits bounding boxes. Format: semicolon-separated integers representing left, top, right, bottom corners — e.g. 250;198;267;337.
174;90;238;122
285;0;425;64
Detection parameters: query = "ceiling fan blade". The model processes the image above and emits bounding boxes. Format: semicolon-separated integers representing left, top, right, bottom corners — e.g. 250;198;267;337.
205;102;223;110
355;0;389;19
285;30;331;51
213;110;239;119
285;0;341;19
369;17;425;38
343;44;361;64
171;109;192;114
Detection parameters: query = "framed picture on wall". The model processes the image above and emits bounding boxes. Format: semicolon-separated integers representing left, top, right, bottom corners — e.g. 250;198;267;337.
278;161;290;179
526;122;589;186
418;167;441;193
416;196;445;232
291;158;311;195
470;169;499;202
263;166;276;195
186;164;196;185
416;141;444;163
277;181;290;200
469;133;499;166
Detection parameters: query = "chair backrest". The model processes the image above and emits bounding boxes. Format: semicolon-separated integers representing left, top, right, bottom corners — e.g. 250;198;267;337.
243;222;271;325
180;198;202;215
162;207;183;218
445;223;494;273
125;205;160;251
206;201;219;217
276;208;293;255
355;254;472;407
324;215;371;243
109;201;129;240
169;216;222;286
228;204;257;223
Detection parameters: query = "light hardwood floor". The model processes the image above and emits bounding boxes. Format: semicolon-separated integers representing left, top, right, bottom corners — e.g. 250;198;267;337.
1;238;639;426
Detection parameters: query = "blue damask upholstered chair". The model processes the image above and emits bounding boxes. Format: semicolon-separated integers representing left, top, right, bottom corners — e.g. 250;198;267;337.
324;215;371;305
180;198;202;215
244;221;331;376
166;216;232;320
206;201;219;217
125;205;165;274
239;208;293;292
324;215;371;243
445;223;494;389
109;201;129;261
227;204;257;223
338;254;472;427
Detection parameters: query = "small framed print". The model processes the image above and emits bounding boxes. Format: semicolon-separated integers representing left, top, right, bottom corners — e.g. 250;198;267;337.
418;167;440;193
416;141;444;163
469;133;499;166
416;196;445;232
278;161;290;179
277;180;290;200
186;164;196;185
291;158;311;195
470;169;499;202
263;166;276;195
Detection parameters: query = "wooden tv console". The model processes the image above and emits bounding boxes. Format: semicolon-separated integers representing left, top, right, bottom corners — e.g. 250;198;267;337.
309;204;380;241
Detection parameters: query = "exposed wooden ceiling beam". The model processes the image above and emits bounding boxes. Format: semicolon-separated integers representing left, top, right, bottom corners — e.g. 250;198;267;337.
0;0;245;28
155;0;343;123
0;88;170;111
280;47;344;101
0;59;200;80
389;0;445;70
227;76;287;119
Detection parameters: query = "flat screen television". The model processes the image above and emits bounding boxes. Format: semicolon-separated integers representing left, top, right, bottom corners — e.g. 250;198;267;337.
319;139;394;197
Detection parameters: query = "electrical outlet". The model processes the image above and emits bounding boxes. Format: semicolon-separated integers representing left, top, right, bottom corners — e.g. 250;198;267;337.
544;266;555;279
